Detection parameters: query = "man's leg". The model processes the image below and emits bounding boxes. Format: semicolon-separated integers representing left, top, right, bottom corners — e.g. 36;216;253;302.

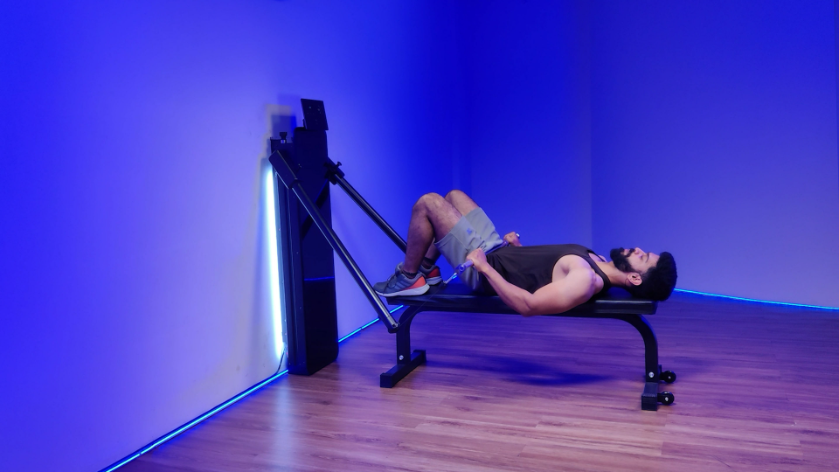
445;189;480;214
403;193;462;273
374;193;462;297
421;190;480;265
431;189;505;292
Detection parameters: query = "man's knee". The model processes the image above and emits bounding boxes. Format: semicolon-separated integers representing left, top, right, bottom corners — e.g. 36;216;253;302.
444;189;467;203
414;192;445;212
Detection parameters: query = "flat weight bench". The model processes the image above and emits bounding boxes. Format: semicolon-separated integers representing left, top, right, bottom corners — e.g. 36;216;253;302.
267;119;675;412
382;281;677;411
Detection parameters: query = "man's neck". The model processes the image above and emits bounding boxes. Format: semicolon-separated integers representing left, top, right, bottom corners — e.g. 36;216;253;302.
594;259;628;288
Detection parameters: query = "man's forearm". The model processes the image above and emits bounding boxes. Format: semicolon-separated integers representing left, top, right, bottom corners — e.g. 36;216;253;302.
478;264;535;316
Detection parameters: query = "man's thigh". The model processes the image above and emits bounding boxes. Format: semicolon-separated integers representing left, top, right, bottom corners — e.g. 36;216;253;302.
464;208;504;250
434;208;504;291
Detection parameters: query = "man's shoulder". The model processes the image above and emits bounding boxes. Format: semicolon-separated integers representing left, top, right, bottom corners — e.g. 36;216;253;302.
554;255;602;297
557;253;596;272
552;254;598;289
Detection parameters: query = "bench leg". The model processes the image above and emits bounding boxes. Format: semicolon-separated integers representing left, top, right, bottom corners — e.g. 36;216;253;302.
641;381;659;411
380;350;426;388
616;314;675;410
380;306;426;388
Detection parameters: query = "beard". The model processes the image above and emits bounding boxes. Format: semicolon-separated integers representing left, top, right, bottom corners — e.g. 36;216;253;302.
610;247;633;272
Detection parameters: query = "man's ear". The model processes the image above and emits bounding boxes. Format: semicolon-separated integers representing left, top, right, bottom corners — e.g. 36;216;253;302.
627;272;642;287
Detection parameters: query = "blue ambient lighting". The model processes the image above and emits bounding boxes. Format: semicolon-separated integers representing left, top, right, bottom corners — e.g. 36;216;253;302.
103;305;403;472
337;305;404;343
265;168;285;360
101;370;290;472
674;289;839;311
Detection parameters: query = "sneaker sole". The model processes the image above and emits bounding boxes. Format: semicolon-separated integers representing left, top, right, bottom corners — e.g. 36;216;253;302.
376;284;430;297
425;276;442;285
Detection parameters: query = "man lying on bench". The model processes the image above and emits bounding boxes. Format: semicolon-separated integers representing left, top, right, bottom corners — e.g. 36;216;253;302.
374;190;677;314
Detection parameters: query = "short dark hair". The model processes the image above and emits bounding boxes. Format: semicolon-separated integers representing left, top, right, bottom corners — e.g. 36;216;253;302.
626;252;677;301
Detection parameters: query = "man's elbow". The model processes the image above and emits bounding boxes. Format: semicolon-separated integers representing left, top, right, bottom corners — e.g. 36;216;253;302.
520;300;553;317
519;299;539;317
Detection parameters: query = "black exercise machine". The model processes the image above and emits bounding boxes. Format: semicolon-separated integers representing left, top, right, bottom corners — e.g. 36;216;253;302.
269;99;676;410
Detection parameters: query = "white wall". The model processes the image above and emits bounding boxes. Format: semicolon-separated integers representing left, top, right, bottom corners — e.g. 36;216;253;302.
590;0;839;307
302;3;467;335
457;0;594;248
0;1;463;471
836;0;839;196
454;0;839;308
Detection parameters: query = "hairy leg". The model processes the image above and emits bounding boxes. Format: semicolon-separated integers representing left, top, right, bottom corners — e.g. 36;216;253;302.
421;189;480;264
445;189;480;215
404;193;462;273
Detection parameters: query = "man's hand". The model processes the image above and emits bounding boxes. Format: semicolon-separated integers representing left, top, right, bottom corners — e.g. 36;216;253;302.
503;231;522;247
466;247;488;272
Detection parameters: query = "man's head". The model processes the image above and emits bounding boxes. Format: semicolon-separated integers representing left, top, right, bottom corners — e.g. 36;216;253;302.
609;247;677;301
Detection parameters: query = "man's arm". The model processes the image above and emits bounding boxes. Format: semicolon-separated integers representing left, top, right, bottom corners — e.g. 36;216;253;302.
468;249;597;316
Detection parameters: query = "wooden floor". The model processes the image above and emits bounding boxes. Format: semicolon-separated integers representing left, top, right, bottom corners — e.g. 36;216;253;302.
123;293;839;472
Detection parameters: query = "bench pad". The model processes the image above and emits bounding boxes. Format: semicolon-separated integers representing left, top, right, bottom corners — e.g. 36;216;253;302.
387;281;657;316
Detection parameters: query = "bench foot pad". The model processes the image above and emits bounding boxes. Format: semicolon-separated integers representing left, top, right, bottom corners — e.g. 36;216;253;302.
380;350;426;388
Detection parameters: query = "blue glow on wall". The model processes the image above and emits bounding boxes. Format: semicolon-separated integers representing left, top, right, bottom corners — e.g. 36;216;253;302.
336;305;404;343
100;369;290;472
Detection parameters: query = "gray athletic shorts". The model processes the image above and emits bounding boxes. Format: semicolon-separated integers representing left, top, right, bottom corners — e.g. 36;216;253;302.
434;208;504;291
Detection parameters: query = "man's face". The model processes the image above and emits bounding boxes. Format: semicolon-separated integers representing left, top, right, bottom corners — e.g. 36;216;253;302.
610;247;660;274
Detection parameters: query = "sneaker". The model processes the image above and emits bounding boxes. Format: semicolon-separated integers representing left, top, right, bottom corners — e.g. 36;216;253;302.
374;263;429;297
419;264;442;285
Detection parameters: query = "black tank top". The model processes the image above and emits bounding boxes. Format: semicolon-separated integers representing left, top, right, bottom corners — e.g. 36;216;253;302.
480;244;611;297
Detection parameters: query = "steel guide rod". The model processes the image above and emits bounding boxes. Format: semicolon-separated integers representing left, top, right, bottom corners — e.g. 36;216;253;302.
269;151;399;331
328;167;408;253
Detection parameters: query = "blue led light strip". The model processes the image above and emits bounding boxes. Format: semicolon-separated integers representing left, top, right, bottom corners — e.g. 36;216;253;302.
304;276;336;282
337;305;404;343
674;289;839;311
101;369;289;472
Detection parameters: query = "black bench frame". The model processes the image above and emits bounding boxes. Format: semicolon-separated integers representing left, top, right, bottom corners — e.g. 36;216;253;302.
269;150;675;411
383;283;675;410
